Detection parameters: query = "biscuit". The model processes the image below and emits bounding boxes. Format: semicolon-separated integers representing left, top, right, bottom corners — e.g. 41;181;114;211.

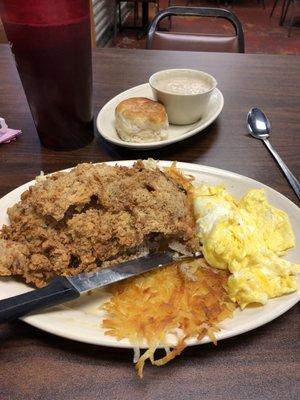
115;97;169;142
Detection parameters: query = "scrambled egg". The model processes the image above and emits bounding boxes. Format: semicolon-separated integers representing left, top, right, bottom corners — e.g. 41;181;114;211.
194;184;300;309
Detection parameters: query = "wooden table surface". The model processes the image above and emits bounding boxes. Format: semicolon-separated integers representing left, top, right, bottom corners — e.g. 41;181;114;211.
0;45;299;400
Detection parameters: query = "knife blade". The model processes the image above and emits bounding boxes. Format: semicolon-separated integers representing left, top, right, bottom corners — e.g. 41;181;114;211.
0;251;187;323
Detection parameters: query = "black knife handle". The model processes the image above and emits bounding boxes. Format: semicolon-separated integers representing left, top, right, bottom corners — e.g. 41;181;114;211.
0;277;80;323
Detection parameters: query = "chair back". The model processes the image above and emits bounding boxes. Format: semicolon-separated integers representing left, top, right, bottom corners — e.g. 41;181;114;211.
147;7;245;53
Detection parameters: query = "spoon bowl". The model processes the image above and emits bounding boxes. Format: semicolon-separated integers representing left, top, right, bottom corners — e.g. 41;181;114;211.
247;107;270;139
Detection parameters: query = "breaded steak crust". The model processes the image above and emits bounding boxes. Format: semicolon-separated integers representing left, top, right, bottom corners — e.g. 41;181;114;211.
0;161;198;287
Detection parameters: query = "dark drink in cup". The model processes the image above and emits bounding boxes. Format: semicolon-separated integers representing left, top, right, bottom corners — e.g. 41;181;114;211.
0;0;94;150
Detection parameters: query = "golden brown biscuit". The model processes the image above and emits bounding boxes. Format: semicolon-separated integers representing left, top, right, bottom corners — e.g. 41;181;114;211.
115;97;169;142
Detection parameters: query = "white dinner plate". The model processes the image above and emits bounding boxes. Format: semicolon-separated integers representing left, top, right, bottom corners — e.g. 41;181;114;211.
96;83;224;149
0;161;299;349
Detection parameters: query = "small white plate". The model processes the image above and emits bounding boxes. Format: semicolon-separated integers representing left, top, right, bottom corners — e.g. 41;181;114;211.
0;161;299;349
96;83;224;149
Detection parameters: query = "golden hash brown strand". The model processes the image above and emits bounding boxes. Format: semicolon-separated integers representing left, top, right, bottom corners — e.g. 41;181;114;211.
0;161;199;287
102;258;235;378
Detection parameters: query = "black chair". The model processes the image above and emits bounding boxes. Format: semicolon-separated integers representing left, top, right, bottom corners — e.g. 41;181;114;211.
147;7;245;53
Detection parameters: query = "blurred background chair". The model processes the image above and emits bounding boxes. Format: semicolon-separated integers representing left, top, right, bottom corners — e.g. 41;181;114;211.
270;0;288;22
269;0;298;36
147;6;245;53
114;0;168;41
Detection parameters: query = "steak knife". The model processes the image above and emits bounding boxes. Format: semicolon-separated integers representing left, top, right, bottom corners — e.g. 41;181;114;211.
0;251;186;323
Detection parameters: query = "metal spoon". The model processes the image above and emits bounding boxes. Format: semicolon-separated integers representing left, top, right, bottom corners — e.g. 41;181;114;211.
247;107;300;201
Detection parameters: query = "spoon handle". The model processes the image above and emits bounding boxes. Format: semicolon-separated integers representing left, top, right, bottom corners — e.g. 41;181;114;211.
263;138;300;201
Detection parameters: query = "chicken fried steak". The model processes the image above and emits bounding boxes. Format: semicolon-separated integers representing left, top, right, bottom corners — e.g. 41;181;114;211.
0;161;198;287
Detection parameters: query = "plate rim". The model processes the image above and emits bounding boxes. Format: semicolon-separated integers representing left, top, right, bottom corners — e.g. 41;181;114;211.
0;160;299;349
96;83;224;149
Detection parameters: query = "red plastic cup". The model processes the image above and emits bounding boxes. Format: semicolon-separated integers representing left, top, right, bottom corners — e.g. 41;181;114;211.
0;0;94;150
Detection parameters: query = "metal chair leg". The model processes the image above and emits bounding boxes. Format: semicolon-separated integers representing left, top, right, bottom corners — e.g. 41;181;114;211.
270;0;279;17
280;0;291;25
280;0;287;25
288;0;295;36
283;0;293;23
